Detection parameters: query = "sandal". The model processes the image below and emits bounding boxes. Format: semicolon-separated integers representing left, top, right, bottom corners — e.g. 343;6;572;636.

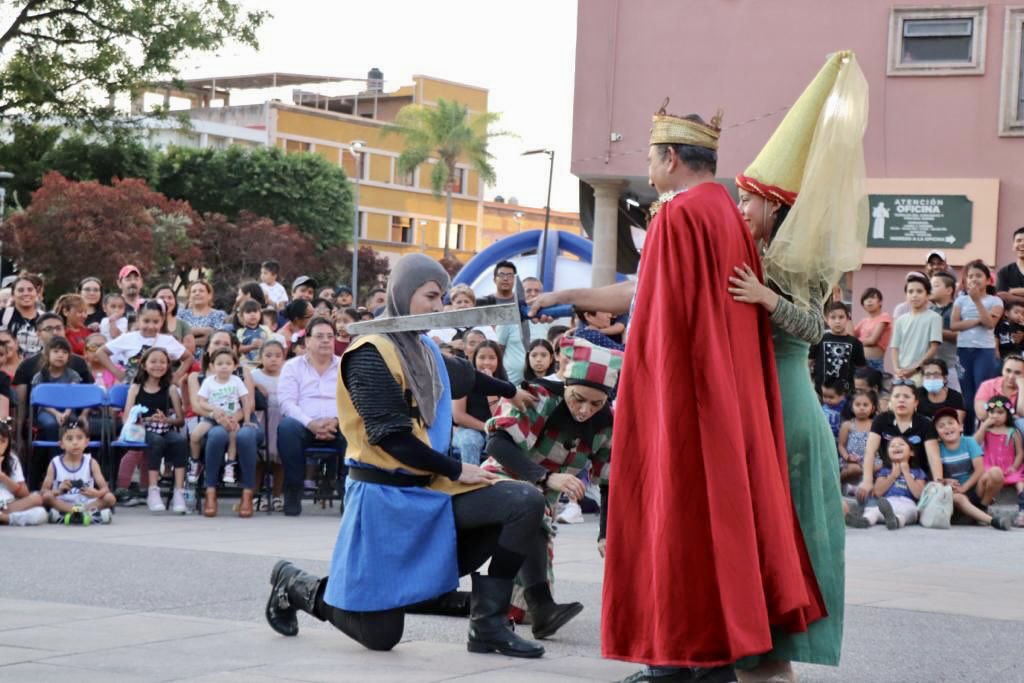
203;489;218;518
238;490;254;518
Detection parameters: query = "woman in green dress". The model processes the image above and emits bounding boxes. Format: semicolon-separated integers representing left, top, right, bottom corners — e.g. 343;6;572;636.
725;50;869;681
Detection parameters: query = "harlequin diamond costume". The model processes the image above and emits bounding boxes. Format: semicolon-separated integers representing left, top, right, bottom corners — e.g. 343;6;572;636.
600;106;827;674
734;50;869;669
265;254;558;658
481;336;622;631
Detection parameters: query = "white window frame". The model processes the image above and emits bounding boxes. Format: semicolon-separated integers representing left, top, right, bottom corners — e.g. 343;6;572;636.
999;6;1024;136
390;158;418;187
887;6;987;76
390;215;415;245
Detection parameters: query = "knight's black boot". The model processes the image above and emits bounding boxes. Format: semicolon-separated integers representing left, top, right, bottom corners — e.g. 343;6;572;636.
405;590;471;617
265;560;326;636
466;573;544;658
524;581;583;639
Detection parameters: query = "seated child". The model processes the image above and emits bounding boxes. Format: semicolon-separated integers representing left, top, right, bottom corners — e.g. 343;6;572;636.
854;366;889;413
235;300;272;369
973;395;1024;527
846;435;925;530
933;407;1011;530
41;418;116;524
0;421;47;526
820;377;848;440
837;389;878;492
995;301;1024;358
191;349;247;485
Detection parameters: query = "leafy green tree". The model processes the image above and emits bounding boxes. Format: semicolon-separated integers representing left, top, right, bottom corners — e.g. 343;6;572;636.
0;124;155;210
42;130;154;186
0;0;266;123
384;99;508;259
0;123;61;211
155;146;354;248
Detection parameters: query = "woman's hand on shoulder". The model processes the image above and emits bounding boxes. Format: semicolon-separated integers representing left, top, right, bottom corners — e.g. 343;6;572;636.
457;463;499;486
728;265;780;312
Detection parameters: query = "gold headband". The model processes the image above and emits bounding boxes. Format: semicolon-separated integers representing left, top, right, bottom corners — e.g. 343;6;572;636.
649;98;723;151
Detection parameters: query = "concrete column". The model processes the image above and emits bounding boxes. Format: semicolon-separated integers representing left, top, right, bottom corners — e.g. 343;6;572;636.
590;180;627;287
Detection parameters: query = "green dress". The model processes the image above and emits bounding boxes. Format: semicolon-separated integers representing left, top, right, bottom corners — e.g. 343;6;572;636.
740;291;846;667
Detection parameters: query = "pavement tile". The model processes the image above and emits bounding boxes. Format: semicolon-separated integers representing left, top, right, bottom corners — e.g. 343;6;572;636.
0;661;143;683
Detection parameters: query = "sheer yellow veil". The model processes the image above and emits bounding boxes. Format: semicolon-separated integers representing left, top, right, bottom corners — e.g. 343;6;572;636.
749;51;870;310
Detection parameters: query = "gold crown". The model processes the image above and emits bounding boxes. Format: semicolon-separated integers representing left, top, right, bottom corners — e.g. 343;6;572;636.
649;98;723;151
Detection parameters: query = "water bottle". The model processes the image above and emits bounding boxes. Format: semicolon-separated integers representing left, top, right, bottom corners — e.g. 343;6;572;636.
183;487;197;515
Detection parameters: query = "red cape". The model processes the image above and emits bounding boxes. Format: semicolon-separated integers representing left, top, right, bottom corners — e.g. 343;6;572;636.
601;183;825;667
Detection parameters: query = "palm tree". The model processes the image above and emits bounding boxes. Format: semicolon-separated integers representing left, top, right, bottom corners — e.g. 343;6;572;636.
384;99;509;260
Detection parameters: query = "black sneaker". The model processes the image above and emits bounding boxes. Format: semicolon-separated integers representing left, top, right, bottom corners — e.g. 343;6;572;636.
991;515;1012;531
876;498;900;530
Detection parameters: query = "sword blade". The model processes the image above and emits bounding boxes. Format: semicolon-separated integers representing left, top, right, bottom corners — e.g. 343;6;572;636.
345;303;522;336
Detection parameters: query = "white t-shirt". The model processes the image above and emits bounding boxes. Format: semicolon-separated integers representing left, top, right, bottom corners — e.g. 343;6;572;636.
198;374;249;414
105;331;187;366
0;454;25;504
260;282;289;307
99;317;129;340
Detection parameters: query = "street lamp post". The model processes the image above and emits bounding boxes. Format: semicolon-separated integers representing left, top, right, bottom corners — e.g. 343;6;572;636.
348;141;366;298
521;149;554;283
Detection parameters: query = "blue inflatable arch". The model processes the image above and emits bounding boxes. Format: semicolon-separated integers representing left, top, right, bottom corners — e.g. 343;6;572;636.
452;229;628;293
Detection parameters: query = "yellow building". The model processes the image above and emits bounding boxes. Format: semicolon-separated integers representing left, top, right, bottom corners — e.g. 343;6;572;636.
480;200;584;249
146;71;490;262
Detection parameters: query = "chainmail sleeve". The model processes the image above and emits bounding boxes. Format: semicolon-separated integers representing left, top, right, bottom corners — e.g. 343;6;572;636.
342;344;413;445
767;278;826;345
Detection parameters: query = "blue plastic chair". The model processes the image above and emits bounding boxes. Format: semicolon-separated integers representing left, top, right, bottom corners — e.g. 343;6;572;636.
105;383;150;482
28;384;105;487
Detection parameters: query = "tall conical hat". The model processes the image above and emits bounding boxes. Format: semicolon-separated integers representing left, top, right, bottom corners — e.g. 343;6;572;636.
736;51;852;206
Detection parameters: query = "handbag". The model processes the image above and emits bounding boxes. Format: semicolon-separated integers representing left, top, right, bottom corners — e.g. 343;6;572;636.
917;481;953;529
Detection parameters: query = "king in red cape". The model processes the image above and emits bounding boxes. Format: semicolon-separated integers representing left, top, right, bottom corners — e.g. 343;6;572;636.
601;107;825;672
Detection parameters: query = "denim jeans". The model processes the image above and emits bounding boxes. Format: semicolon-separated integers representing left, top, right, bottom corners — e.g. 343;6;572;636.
204;423;262;489
957;347;1001;433
277;416;347;489
452;427;485;465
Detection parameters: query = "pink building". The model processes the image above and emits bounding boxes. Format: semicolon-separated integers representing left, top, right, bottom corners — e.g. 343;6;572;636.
572;0;1024;312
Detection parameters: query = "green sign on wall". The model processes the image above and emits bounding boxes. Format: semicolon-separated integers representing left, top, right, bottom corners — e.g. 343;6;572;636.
866;194;973;249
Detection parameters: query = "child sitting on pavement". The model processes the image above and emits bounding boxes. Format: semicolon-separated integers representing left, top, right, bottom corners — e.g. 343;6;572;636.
933;407;1011;530
847;435;925;530
0;421;47;526
41;418;115;524
973;395;1024;527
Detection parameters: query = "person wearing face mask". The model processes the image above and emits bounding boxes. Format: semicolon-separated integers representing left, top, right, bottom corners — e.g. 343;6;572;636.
264;254;550;659
480;335;621;638
916;359;966;423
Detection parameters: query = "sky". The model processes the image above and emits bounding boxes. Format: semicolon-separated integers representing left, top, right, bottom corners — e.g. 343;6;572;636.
178;0;581;212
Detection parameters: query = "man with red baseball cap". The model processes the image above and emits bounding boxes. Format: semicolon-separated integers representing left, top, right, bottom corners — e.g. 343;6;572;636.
118;265;145;319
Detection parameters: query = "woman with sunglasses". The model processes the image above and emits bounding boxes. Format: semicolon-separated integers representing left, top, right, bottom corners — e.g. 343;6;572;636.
855;379;943;505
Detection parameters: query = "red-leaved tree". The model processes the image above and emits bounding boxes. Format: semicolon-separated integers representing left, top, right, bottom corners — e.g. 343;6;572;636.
197;211;322;310
0;172;201;297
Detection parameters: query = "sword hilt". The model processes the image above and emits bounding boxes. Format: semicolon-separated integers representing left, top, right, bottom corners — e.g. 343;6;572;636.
520;303;573;320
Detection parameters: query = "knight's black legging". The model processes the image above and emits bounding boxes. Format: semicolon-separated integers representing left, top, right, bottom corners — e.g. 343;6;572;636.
313;480;547;651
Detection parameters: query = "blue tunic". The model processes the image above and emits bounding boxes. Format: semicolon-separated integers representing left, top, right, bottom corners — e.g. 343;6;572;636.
324;335;459;612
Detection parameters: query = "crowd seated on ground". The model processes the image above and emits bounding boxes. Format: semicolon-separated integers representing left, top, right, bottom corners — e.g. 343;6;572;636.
4;245;1024;534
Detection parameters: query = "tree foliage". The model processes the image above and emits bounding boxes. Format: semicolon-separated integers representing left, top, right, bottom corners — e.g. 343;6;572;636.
196;210;323;310
155;145;354;248
0;0;266;123
0;172;385;307
384;99;510;259
0;172;201;294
